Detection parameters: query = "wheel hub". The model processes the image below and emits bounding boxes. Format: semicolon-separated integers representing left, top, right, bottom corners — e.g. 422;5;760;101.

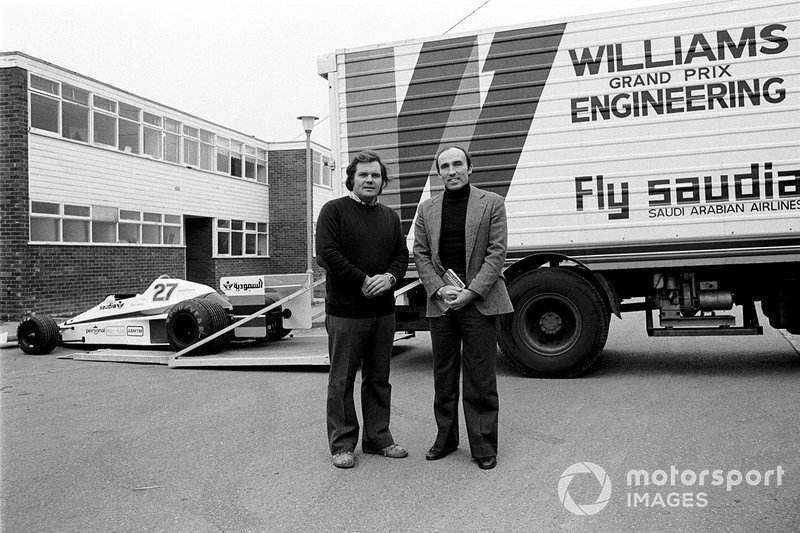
539;312;562;334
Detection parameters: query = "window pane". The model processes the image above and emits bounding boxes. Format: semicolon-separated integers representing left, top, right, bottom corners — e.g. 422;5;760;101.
257;148;267;159
164;118;180;133
93;95;116;112
30;218;59;241
216;136;229;147
183;125;198;138
230;152;242;177
164;133;179;163
200;129;214;143
244;145;256;156
143;112;161;126
231;231;243;255
200;143;214;170
63;219;89;242
30;74;59;95
142;224;160;244
93;112;116;147
257;223;267;232
184;138;199;166
120;210;140;220
245;233;256;254
92;205;118;222
164;214;181;225
30;93;59;132
118;119;139;153
164;225;181;245
257;233;267;255
143;212;161;222
245;157;255;179
62;83;89;105
311;155;322;185
64;204;90;217
217;231;229;254
231;220;242;230
217;219;230;229
32;201;60;214
119;102;140;121
245;222;256;231
257;161;267;183
92;221;116;242
216;148;230;173
119;223;140;243
143;126;161;158
62;102;89;142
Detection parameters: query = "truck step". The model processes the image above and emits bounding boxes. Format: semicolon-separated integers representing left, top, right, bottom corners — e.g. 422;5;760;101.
645;302;763;337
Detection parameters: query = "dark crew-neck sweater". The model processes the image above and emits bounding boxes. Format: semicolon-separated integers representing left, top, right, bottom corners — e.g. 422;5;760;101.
439;184;470;282
316;196;408;318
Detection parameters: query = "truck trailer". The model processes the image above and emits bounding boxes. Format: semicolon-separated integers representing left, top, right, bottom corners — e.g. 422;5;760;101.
318;0;800;377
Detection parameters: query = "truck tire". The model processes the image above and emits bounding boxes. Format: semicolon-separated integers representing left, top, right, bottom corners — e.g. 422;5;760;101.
498;268;609;378
17;315;60;355
166;299;221;354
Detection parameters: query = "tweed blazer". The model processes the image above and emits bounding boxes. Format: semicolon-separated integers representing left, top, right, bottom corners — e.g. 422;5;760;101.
413;185;514;318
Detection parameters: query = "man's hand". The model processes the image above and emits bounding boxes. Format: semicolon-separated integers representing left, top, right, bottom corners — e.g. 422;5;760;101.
439;285;461;304
445;288;478;310
362;274;393;298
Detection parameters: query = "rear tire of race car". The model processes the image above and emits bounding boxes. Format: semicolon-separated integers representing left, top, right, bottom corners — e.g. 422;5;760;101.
497;268;609;378
17;315;60;355
196;298;230;352
265;324;291;342
263;291;291;342
166;299;222;354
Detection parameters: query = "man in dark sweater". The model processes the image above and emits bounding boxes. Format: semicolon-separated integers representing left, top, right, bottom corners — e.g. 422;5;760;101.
413;146;513;470
316;150;409;469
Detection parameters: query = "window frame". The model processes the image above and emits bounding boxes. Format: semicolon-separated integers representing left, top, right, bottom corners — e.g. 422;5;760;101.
28;201;183;247
214;217;268;257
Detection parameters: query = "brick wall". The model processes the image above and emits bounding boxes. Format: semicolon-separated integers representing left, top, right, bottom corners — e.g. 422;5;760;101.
268;150;316;273
1;67;32;320
214;258;271;281
17;246;185;317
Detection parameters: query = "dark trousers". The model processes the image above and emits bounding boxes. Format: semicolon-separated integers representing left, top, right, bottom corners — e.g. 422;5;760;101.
325;314;395;454
429;304;498;458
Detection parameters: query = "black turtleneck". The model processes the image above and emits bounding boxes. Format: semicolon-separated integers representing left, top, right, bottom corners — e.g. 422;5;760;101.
439;184;470;282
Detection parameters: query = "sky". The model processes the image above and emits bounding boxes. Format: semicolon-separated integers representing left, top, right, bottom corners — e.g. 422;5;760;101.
1;0;675;146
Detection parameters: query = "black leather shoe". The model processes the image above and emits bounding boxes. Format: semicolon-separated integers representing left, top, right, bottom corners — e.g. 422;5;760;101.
476;456;496;470
425;445;457;461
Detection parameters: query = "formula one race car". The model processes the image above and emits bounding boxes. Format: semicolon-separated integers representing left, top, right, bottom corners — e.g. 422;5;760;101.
17;274;311;355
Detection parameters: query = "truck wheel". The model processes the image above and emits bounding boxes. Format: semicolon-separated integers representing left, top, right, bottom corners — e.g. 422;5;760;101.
17;315;60;355
166;299;220;354
498;268;609;378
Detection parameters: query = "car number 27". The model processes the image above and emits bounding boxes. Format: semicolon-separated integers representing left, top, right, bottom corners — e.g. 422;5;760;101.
153;282;178;302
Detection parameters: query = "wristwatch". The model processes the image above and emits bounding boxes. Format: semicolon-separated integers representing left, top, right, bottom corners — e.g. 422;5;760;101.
435;287;445;300
384;273;396;286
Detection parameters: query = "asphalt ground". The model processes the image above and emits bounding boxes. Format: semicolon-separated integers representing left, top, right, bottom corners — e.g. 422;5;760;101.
1;310;799;532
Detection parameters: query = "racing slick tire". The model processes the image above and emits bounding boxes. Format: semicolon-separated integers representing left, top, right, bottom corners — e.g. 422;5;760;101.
263;291;291;342
166;299;223;354
196;298;230;352
265;324;291;342
17;315;60;355
497;268;609;378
